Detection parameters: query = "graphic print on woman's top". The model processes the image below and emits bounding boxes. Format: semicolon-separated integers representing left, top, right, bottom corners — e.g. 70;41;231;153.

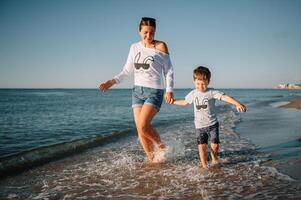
113;42;174;92
185;89;224;129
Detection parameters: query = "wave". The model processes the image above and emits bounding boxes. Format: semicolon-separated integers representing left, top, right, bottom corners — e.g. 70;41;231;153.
0;103;243;180
2;102;300;199
289;93;301;96
0;129;133;179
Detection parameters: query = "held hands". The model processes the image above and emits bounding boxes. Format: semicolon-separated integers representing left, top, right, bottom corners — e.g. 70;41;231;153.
99;79;116;92
165;92;174;104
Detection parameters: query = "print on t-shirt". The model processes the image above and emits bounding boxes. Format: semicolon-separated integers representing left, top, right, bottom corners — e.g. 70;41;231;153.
195;97;208;110
134;52;154;71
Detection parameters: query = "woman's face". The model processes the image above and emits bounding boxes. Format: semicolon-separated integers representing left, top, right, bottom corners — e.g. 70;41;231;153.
139;25;155;45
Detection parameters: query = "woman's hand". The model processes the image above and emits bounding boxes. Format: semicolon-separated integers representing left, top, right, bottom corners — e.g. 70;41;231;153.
165;92;174;104
99;79;116;92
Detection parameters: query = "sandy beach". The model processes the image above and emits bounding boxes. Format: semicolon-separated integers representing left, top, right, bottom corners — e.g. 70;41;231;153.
280;99;301;109
277;98;301;180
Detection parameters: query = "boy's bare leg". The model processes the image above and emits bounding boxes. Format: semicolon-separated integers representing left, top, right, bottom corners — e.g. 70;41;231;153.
198;144;208;169
210;143;219;164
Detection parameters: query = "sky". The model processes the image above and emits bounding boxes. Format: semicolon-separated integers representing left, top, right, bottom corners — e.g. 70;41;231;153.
0;0;300;89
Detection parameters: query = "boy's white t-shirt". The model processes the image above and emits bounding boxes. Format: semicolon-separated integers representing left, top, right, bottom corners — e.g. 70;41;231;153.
113;42;174;92
185;88;224;129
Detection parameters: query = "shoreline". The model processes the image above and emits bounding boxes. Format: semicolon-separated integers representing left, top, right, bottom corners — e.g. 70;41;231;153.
279;99;301;109
275;98;301;180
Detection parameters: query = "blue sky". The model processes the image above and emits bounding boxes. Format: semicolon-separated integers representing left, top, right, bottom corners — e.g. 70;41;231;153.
0;0;300;88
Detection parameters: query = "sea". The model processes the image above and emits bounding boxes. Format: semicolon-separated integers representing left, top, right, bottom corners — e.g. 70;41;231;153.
0;88;301;199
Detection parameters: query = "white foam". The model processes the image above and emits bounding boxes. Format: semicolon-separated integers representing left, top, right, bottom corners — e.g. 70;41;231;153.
7;194;18;199
2;103;300;199
264;166;295;181
270;101;290;108
153;139;185;163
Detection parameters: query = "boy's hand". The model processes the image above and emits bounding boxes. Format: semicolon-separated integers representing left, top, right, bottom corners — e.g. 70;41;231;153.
165;92;174;104
236;104;247;112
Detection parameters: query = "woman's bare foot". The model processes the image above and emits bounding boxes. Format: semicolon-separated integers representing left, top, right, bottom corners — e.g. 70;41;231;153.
152;144;167;163
211;159;220;165
147;151;155;162
158;143;166;151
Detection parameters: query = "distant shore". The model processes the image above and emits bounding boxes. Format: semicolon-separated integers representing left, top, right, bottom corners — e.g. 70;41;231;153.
275;84;301;90
279;99;301;109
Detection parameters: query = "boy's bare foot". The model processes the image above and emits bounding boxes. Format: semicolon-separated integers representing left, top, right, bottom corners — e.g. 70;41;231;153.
200;163;209;169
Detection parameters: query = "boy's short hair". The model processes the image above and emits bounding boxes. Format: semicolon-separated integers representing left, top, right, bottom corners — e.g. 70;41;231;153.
193;66;211;82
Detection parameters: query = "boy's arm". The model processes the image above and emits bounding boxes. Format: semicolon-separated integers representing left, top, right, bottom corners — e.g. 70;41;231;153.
172;99;189;106
221;95;247;112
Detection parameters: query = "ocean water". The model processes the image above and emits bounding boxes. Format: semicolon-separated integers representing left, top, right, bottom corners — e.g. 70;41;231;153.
0;88;301;199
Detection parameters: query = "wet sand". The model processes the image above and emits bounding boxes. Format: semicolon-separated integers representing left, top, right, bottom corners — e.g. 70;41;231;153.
278;99;301;180
280;99;301;109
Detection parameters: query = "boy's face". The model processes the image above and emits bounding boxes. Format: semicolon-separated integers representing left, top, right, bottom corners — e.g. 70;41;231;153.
194;79;209;92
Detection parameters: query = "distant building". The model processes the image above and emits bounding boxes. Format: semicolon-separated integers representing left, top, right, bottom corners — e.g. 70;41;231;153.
275;83;301;89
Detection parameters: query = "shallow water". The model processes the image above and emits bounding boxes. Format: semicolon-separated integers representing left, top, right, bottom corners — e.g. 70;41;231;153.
235;90;301;181
1;89;301;199
1;104;301;199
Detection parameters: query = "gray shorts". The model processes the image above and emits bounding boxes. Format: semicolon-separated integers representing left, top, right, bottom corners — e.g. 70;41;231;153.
195;122;220;144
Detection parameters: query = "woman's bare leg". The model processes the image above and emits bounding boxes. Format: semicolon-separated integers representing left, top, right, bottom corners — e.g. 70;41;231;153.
139;104;164;146
133;107;154;161
149;126;165;150
133;104;165;161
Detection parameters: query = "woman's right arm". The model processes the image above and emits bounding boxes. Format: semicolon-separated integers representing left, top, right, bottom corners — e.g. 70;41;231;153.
99;44;134;92
99;79;117;92
113;44;134;84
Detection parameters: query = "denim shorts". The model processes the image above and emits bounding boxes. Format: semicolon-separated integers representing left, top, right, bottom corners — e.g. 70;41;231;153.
132;85;164;111
196;122;220;144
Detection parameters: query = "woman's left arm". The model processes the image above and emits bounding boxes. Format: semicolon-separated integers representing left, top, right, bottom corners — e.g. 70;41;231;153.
157;41;174;104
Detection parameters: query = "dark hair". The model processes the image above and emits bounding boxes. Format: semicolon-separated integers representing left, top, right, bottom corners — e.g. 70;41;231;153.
139;17;156;31
193;66;211;82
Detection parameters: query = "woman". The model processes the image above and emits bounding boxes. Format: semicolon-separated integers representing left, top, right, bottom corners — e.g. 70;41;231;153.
99;17;174;162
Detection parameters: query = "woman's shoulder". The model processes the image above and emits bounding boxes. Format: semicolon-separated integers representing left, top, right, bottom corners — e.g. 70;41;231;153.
155;40;169;54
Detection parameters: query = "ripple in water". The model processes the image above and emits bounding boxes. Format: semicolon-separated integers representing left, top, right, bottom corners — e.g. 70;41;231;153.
1;108;301;199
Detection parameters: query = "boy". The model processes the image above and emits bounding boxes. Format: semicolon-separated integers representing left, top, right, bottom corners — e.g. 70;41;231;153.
172;66;246;169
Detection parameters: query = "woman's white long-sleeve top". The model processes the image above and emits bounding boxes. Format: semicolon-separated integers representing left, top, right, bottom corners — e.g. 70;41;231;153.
113;42;174;92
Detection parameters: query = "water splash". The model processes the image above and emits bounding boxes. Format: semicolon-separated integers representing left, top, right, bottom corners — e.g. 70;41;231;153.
1;104;301;199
